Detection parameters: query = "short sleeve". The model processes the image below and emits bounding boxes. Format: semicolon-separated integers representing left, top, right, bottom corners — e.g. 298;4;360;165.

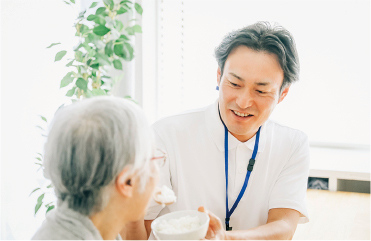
268;132;310;223
144;128;173;220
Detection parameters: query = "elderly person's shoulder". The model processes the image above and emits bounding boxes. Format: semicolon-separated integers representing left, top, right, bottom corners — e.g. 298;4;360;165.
32;202;114;240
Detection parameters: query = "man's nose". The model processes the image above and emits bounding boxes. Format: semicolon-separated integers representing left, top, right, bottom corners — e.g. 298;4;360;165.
236;90;254;109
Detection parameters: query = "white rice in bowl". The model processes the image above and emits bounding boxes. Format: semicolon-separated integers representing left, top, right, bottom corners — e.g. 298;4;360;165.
155;215;201;234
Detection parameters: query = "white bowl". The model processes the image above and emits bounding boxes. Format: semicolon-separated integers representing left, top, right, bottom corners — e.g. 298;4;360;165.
151;210;210;240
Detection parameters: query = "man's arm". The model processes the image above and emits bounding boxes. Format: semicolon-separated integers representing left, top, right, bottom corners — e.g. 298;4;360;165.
199;207;300;240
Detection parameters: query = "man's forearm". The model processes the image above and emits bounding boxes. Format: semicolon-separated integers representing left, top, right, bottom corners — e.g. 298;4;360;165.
225;219;296;240
120;220;147;240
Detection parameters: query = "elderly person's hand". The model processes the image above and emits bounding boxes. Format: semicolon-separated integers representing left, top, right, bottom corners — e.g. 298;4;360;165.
198;206;226;240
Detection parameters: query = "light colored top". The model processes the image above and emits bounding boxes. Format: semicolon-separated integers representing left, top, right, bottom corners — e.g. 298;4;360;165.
145;99;310;231
32;201;121;240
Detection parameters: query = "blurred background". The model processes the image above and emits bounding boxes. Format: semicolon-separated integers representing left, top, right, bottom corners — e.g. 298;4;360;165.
1;0;370;239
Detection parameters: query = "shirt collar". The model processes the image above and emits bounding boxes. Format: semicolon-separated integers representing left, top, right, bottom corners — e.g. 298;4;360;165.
205;99;266;153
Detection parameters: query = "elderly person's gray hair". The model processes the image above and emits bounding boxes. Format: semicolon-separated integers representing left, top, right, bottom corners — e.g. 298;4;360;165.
43;96;155;216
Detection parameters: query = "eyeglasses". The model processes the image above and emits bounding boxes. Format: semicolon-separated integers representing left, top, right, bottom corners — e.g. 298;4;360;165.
151;149;167;168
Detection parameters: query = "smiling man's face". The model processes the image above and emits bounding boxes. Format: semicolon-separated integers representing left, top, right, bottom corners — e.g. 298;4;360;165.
217;45;289;142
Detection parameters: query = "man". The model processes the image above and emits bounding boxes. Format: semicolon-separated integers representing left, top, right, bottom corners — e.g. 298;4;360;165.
128;21;310;240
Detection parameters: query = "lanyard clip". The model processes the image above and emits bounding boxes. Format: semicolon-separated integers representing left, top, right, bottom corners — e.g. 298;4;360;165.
247;158;255;172
225;218;233;231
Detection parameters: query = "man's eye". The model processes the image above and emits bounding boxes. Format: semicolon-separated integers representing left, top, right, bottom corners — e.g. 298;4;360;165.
257;90;266;94
229;81;238;87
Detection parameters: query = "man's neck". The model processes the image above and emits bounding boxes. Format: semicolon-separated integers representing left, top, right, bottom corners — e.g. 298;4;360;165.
230;131;256;143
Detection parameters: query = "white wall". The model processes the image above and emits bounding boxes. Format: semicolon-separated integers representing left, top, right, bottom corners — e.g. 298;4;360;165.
1;0;77;238
154;0;370;146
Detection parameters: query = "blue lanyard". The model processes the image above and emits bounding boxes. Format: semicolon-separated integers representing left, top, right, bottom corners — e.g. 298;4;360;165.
223;124;261;231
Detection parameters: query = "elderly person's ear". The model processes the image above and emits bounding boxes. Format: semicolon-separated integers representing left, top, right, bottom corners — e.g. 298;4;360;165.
116;166;134;198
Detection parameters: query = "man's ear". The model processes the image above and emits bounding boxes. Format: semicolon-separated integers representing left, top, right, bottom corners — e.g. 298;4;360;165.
278;85;290;104
217;67;221;86
116;166;134;198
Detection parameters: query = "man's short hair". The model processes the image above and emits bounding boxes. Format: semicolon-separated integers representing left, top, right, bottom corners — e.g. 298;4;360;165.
214;22;300;92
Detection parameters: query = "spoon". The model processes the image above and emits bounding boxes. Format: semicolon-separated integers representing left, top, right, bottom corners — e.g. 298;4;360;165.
153;186;176;206
153;191;175;206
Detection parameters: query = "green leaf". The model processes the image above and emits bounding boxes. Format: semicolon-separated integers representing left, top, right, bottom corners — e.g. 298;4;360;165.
117;7;128;14
36;125;45;131
46;205;55;213
96;7;106;15
76;78;88;92
77;10;86;20
95;53;111;66
124;95;138;104
34;162;42;166
37;193;45;204
113;59;122;70
93;16;106;26
119;34;129;41
39;115;47;122
47;184;53;188
114;20;124;32
60;72;74;88
35;202;42;215
64;1;71;5
105;41;114;57
75;51;83;62
79;24;89;34
37;152;43;157
46;42;61;48
35;157;42;162
70;0;75;3
103;0;114;10
114;42;125;57
120;0;132;5
85;90;93;98
132;25;142;33
73;43;83;51
90;63;100;70
93;25;110;36
66;87;76;97
54;50;67;62
87;33;98;42
87;14;97;21
83;43;96;57
66;60;74;67
29;188;40;196
89;2;98;8
124;42;134;61
91;89;107;96
134;3;143;15
126;27;134;35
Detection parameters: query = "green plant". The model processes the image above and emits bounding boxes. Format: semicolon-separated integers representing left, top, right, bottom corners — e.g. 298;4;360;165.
31;0;143;215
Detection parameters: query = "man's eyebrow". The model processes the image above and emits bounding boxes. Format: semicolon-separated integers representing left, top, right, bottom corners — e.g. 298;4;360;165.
255;82;270;86
229;72;244;81
229;72;271;86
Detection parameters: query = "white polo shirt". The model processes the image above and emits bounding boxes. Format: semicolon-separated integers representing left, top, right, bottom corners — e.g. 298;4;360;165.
145;99;310;231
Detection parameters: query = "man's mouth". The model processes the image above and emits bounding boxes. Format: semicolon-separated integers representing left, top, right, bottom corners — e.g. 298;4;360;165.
232;110;253;118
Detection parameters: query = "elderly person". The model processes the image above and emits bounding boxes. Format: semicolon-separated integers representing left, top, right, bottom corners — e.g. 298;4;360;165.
32;96;164;240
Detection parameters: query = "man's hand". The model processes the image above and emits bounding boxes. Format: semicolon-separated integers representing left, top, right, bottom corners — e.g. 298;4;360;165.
198;206;226;240
198;207;300;240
